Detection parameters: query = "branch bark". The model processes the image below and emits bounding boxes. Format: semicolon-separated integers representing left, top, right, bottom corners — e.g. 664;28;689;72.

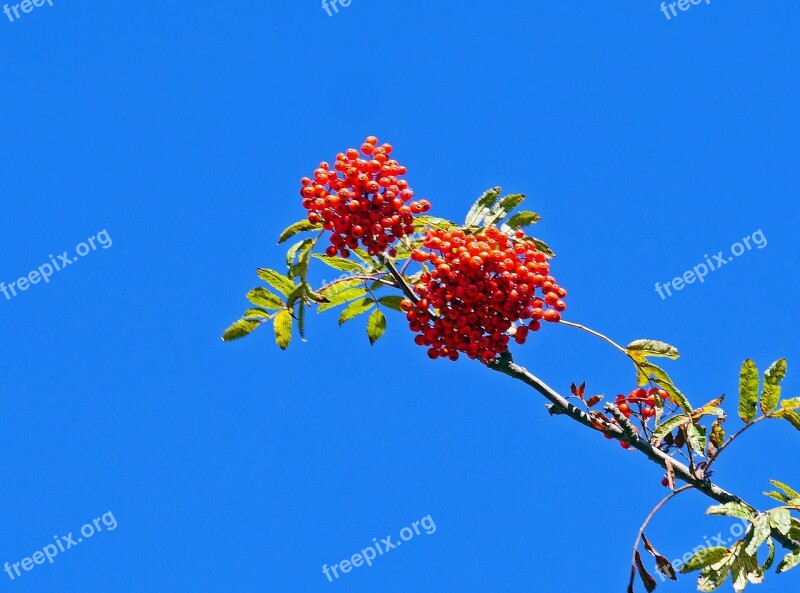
488;352;800;551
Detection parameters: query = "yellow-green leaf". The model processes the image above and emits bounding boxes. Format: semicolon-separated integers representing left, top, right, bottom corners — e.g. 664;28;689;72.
769;480;800;500
687;423;707;455
761;358;787;414
773;408;800;431
627;339;680;360
506;210;541;230
706;502;755;520
739;359;759;423
246;287;285;310
465;187;501;227
378;295;405;311
366;308;387;345
273;310;293;349
278;219;321;243
338;299;375;325
644;363;692;414
652;414;690;441
681;547;731;573
318;288;367;313
257;268;295;296
222;319;260;342
781;397;800;410
777;549;800;573
312;254;366;273
770;508;792;536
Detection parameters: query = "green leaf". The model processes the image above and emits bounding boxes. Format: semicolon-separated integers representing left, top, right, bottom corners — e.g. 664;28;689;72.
351;247;377;268
297;301;306;341
731;551;761;591
652;414;690;441
483;194;528;227
739;359;759;423
378;295;405;311
681;547;732;573
286;238;314;272
465;187;501;227
697;563;733;592
497;192;526;212
770;508;792;536
761;538;776;573
626;339;680;360
520;236;555;258
506;211;542;230
312;254;366;273
761;359;787;414
278;219;321;243
687;423;708;455
273;310;293;350
706;502;756;521
773;408;800;430
246;287;285;310
366;308;387;345
222;319;260;342
777;549;800;573
643;363;693;414
257;268;295;297
769;480;800;500
745;513;771;556
286;284;307;309
317;288;368;313
338;299;376;325
413;215;455;230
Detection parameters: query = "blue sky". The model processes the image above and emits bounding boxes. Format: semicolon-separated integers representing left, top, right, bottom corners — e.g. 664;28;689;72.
1;1;799;591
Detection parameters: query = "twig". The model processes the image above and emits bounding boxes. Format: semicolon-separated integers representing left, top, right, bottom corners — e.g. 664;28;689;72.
630;485;694;572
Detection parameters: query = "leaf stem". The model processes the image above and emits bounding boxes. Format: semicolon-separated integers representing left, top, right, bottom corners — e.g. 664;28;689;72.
559;319;627;353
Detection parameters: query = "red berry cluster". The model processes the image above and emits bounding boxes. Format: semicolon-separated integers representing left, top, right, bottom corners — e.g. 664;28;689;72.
300;136;430;258
399;225;567;363
615;387;669;420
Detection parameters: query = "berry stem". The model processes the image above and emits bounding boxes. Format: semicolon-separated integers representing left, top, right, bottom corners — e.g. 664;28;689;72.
380;256;420;305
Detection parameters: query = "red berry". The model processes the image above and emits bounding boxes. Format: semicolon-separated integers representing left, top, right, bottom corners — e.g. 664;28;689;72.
299;136;427;258
403;226;566;362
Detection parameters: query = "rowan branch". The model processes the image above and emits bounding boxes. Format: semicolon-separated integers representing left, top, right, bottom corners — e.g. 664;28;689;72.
487;352;800;551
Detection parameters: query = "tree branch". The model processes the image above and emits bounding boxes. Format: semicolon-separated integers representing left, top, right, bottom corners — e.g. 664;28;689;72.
488;352;800;551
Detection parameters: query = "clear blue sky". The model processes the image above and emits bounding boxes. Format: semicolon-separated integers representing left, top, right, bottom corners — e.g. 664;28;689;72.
2;1;798;591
